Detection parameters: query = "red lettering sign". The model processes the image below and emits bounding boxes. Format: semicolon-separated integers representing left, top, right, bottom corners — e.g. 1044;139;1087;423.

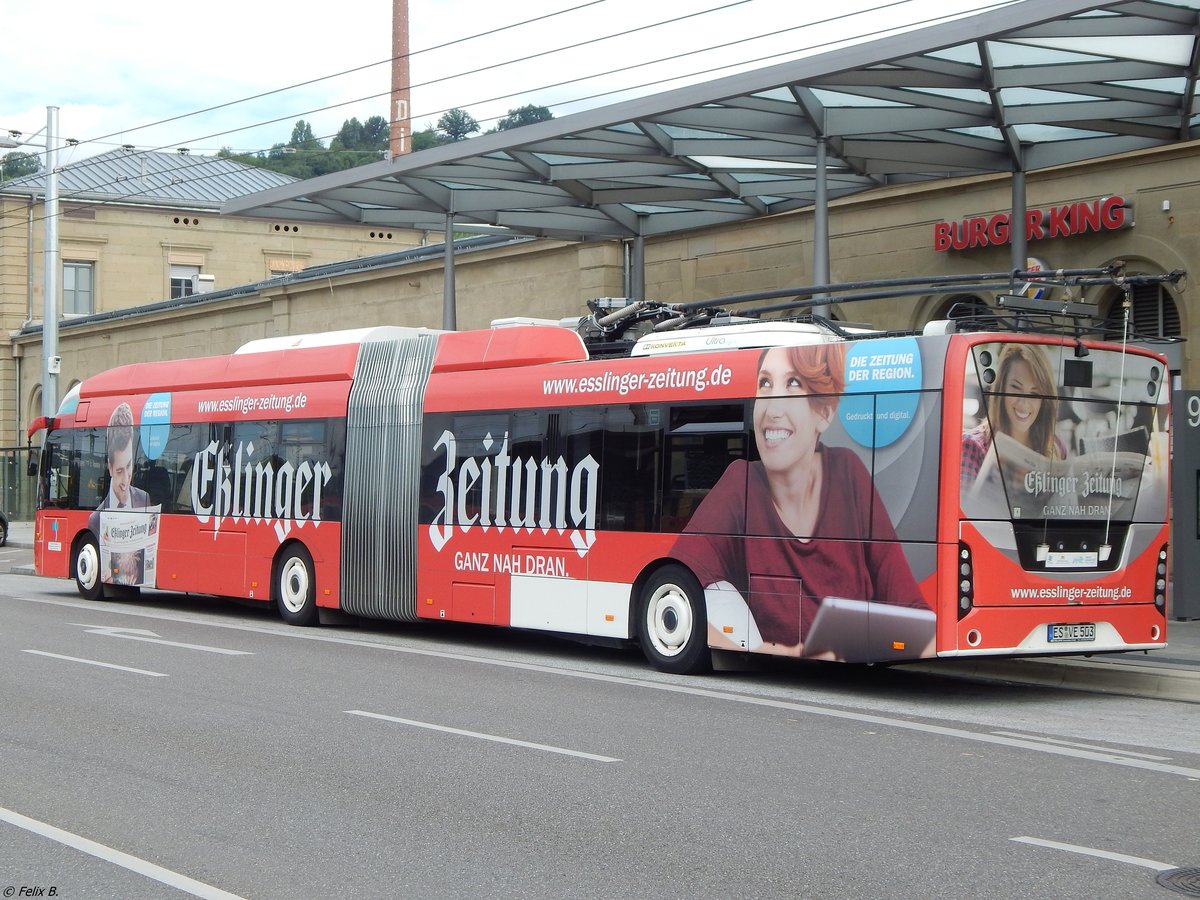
933;197;1129;251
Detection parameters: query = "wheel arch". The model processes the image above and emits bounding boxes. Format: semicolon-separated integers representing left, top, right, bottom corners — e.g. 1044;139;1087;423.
631;557;712;674
271;537;315;599
627;556;703;628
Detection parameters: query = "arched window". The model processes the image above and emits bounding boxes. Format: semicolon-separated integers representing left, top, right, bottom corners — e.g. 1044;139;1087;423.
930;294;994;327
27;386;42;425
1103;283;1182;341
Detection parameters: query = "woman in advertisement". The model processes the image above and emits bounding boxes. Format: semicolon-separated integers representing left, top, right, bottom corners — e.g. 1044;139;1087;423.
671;343;929;659
961;343;1066;487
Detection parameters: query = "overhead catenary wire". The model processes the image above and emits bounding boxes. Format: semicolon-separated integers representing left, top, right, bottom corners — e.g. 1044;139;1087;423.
4;0;1013;172
1;0;1021;236
4;0;826;216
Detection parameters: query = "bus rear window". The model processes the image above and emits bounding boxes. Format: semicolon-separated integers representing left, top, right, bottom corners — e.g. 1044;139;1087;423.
960;341;1168;523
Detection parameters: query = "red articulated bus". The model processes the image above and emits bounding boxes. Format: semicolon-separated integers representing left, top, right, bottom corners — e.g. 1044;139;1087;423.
29;284;1172;673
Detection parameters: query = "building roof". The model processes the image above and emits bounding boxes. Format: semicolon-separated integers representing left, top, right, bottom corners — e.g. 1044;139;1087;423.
2;148;297;208
224;0;1200;241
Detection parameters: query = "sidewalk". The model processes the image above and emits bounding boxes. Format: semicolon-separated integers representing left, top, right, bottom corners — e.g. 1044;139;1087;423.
5;520;1198;701
921;620;1200;704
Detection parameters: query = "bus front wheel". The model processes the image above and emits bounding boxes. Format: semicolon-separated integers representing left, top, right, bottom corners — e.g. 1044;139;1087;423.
275;545;318;626
73;535;104;602
638;565;711;675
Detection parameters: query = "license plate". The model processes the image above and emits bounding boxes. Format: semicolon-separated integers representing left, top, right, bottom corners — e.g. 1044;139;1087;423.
1046;551;1098;569
1048;623;1096;643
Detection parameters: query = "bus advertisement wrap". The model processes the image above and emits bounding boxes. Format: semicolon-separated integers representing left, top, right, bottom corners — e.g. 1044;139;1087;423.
32;315;1169;673
419;341;942;662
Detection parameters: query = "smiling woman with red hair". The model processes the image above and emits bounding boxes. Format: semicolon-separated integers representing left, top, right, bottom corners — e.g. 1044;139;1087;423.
671;342;927;658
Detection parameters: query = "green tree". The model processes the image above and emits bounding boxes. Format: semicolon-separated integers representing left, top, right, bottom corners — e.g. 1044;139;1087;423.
495;105;553;131
362;116;389;148
330;116;389;163
412;125;451;152
1;151;41;181
332;118;366;151
216;113;439;177
437;108;480;142
289;120;323;151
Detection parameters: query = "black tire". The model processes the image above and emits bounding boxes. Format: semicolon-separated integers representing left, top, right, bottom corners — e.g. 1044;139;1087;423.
275;545;319;626
637;565;711;674
73;534;104;602
0;518;7;548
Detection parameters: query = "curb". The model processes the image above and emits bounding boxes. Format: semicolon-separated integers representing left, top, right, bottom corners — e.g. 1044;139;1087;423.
911;656;1200;704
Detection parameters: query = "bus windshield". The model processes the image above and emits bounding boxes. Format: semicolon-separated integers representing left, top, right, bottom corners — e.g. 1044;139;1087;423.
960;340;1169;523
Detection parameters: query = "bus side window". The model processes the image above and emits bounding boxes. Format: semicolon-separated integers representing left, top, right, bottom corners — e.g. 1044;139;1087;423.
166;422;218;515
77;427;106;510
604;405;661;532
279;419;336;520
137;463;173;510
42;431;74;509
661;404;747;533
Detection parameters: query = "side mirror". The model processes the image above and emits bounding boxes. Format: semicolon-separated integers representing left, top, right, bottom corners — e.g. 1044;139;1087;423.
26;447;37;478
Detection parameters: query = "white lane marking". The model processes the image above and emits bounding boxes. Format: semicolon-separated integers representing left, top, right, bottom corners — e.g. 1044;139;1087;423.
0;804;246;899
71;623;253;655
346;710;621;762
1012;836;1176;872
15;596;1200;779
22;650;168;678
992;731;1171;761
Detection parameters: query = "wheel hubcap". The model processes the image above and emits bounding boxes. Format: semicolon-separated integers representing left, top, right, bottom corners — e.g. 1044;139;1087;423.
280;558;310;613
647;582;692;658
77;544;99;591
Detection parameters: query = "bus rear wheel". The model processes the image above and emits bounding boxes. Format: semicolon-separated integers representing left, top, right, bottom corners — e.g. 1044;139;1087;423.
73;535;104;602
275;545;318;626
638;565;710;675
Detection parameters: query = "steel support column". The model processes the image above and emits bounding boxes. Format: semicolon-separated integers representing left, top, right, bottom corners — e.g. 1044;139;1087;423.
443;213;456;330
1010;169;1028;274
811;137;830;318
42;105;59;418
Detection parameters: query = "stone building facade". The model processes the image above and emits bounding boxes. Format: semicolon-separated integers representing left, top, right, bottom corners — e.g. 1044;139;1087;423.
0;149;427;443
7;139;1197;445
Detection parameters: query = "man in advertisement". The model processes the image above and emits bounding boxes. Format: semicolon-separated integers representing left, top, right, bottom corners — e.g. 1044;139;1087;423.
89;402;160;587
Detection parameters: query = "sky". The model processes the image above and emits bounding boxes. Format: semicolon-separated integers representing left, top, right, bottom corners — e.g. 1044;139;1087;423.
2;0;1013;166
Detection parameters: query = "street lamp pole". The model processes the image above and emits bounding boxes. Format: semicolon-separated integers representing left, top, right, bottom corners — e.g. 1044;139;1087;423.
42;105;60;419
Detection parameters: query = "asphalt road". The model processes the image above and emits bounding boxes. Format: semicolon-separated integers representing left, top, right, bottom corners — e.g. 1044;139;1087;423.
3;572;1199;899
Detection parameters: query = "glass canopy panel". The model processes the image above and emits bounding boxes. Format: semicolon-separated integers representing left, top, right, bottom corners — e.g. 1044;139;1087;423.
1012;123;1113;142
949;126;1005;140
729;171;816;184
532;153;611;166
985;40;1106;66
656;125;746;140
907;88;992;103
752;87;797;103
925;44;983;65
1008;36;1195;66
809;88;912;108
688;156;814;170
1112;78;1189;93
998;87;1110;104
624;204;692;214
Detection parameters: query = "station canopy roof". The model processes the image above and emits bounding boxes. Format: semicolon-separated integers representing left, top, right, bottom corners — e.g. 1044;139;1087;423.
224;0;1200;242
